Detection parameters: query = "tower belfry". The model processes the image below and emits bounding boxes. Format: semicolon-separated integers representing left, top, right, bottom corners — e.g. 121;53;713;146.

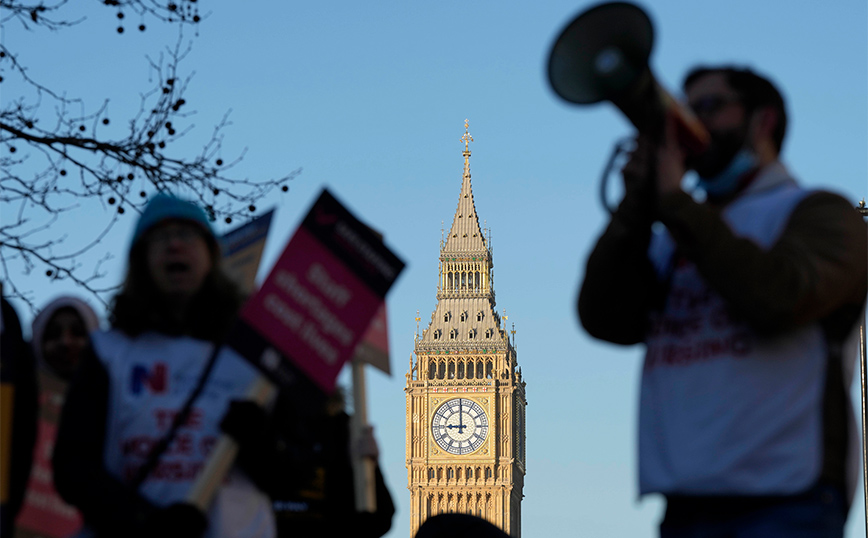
405;120;527;537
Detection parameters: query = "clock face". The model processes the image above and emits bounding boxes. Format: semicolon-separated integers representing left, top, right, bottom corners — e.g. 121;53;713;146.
431;398;489;455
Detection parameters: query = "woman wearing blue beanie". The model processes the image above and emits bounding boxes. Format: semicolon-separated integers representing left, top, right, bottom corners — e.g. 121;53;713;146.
53;193;276;538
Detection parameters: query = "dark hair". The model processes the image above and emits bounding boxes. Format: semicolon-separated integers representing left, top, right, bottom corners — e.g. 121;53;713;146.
110;237;243;342
683;65;787;154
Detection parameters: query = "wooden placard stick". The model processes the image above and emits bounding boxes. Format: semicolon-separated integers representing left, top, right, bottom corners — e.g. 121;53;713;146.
351;360;377;513
186;376;276;511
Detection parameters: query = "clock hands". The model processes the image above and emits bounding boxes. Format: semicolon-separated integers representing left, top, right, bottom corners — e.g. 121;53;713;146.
447;399;468;434
446;398;470;435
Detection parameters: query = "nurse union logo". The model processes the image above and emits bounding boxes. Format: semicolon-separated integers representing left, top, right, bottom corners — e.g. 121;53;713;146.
130;362;167;394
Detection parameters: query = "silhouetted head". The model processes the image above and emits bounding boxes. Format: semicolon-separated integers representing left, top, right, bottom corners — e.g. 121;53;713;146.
414;514;510;538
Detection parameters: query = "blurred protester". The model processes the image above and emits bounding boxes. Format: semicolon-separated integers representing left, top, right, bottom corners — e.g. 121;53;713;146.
578;65;867;537
32;297;100;380
1;295;38;537
15;297;99;538
53;193;275;538
221;387;395;538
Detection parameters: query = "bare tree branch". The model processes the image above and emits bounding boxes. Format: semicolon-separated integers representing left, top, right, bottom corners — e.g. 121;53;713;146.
0;0;300;310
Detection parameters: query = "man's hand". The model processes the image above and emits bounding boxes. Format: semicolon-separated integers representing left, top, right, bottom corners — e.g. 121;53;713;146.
656;115;688;194
621;115;688;198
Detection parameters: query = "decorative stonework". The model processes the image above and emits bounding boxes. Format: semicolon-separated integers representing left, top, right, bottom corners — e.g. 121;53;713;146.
405;122;527;537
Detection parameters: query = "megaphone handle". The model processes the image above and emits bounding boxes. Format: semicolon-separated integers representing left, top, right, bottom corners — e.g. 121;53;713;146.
599;138;633;215
657;84;710;156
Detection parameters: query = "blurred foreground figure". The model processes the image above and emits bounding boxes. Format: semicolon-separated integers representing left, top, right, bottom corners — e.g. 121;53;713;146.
53;193;275;538
221;387;395;538
414;513;509;538
578;66;868;537
15;296;99;538
1;295;38;537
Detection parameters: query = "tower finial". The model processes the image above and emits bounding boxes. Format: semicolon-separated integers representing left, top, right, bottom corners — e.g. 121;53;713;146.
461;119;473;174
461;119;473;154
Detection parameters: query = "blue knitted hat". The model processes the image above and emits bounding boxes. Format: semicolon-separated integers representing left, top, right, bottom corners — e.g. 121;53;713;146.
131;192;215;248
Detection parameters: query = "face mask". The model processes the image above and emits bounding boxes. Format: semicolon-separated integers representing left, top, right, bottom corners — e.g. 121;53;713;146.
697;149;758;199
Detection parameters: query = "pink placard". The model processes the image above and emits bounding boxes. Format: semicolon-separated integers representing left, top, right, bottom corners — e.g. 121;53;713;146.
15;383;82;538
240;227;381;392
231;189;404;394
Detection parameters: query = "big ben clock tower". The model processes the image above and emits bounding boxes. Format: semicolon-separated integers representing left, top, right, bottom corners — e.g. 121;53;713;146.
405;121;527;537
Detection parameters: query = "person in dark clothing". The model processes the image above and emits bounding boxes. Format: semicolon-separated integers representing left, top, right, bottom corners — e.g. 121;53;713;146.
1;295;38;538
222;387;395;538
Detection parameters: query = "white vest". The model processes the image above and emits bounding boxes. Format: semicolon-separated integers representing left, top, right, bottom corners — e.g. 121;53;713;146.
92;330;275;538
640;164;859;498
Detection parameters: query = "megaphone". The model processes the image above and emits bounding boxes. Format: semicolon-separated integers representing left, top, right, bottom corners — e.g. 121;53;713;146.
547;2;709;156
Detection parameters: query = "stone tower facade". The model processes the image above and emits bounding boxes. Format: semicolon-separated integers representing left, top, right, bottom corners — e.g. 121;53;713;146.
405;121;527;537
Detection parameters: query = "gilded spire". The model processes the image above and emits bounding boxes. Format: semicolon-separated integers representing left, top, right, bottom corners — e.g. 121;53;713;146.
443;119;487;256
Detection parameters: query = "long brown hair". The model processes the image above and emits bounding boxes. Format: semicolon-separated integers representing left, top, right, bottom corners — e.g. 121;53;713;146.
109;237;243;342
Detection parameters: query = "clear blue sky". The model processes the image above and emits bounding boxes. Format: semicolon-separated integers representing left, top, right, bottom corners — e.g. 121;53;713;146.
4;1;867;536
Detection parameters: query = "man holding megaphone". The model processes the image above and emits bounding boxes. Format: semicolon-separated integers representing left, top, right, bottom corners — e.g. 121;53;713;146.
577;64;867;537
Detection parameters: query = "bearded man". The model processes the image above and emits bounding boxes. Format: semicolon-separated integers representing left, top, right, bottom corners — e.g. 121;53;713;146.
578;66;868;537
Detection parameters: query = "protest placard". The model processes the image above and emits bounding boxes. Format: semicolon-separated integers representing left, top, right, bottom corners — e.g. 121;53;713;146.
188;189;404;511
219;210;274;295
227;188;404;394
14;373;82;538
